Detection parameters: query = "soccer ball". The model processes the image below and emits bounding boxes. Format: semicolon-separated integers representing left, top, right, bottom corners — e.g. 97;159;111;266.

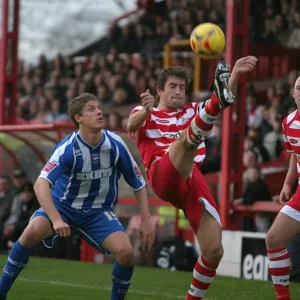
190;23;225;59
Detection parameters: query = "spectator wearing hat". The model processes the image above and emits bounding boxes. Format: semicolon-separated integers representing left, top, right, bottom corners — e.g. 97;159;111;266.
11;169;28;198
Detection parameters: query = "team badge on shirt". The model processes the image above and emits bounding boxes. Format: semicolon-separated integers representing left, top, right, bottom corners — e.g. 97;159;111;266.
43;161;57;172
91;153;100;163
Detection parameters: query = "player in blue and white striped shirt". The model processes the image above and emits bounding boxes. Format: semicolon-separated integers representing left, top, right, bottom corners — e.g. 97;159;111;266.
0;93;154;300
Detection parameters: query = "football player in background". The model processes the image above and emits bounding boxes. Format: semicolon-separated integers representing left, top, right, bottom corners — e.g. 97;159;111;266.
266;76;300;300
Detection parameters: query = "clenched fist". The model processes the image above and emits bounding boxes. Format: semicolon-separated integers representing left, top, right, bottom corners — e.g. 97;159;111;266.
140;89;155;113
53;218;71;237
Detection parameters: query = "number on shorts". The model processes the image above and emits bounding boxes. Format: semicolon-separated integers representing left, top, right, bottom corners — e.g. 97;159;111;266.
104;211;118;221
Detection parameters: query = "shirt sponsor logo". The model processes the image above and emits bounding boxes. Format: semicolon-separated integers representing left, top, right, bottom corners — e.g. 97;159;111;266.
163;132;181;139
43;161;57;172
290;138;298;144
76;168;112;181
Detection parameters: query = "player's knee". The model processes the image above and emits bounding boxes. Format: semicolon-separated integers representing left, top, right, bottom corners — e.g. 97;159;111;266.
266;229;285;249
115;245;134;265
202;244;223;264
19;224;45;248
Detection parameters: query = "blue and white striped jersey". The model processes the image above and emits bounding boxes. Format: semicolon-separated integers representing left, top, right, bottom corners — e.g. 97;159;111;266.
39;130;145;210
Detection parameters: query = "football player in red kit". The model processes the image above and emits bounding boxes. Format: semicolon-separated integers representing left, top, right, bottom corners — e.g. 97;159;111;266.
128;56;258;299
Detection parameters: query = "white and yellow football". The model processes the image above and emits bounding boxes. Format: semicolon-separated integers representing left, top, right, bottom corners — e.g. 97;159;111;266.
190;23;225;59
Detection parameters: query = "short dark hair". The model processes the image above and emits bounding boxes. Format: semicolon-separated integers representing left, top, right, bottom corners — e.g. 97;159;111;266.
20;182;34;193
68;93;99;128
157;66;190;91
156;67;190;102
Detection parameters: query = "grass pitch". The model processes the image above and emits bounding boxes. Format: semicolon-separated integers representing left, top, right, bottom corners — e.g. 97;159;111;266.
0;256;299;299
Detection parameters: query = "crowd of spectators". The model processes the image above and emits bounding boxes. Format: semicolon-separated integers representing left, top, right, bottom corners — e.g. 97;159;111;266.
16;0;299;126
250;0;300;46
16;0;226;126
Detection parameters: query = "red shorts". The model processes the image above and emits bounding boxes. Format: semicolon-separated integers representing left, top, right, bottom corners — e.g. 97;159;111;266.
148;153;221;233
286;185;300;212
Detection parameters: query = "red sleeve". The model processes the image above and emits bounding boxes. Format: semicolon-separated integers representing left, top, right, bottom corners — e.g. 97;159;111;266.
130;105;144;116
282;117;293;153
128;106;145;141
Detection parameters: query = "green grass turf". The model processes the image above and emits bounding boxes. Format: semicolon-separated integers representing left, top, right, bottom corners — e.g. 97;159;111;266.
0;256;299;299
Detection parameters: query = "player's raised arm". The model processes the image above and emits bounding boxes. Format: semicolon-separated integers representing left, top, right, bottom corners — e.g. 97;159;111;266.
228;56;258;96
127;89;155;132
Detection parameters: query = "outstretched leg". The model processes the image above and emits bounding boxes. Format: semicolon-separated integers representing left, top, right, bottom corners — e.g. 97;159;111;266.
0;217;52;299
266;208;300;300
169;61;234;180
186;210;223;300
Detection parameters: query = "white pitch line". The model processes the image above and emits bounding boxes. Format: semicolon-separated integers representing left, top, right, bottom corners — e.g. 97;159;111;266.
19;278;184;299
